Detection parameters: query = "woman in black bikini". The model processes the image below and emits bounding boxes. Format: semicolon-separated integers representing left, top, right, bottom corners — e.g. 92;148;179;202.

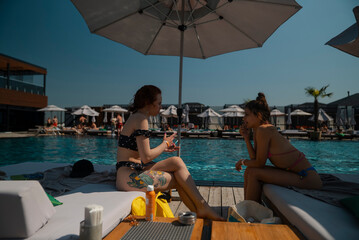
235;93;322;203
116;85;223;221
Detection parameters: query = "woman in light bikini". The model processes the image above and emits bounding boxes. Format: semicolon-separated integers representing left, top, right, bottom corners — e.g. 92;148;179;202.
236;93;322;202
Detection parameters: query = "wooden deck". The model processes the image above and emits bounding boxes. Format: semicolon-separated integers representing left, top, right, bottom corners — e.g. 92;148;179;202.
168;182;245;240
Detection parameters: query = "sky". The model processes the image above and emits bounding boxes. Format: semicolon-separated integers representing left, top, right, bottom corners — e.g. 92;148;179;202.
0;0;358;108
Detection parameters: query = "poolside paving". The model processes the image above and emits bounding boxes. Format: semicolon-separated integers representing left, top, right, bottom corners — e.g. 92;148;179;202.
0;131;36;138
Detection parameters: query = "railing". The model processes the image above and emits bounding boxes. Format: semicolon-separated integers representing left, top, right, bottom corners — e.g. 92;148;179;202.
0;76;45;95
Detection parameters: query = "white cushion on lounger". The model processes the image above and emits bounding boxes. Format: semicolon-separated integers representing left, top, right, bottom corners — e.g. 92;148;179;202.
26;183;144;240
0;181;55;238
263;184;359;240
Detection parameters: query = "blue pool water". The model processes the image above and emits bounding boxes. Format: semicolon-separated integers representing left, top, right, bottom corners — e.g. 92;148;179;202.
0;136;358;182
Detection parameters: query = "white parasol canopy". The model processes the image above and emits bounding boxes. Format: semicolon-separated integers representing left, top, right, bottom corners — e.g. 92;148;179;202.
197;108;222;118
220;105;245;113
222;111;245;117
308;108;333;122
72;105;99;117
102;105;128;113
71;0;302;155
326;6;359;58
270;109;285;116
290;109;312;116
161;105;179;118
37;105;66;112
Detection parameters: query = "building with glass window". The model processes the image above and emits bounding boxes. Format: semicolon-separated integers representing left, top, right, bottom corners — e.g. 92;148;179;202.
0;53;48;131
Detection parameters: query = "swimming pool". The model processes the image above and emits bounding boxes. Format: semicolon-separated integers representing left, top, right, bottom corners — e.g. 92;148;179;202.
0;136;358;182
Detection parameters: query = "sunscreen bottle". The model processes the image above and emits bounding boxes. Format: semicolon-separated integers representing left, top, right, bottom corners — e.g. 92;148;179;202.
145;185;156;221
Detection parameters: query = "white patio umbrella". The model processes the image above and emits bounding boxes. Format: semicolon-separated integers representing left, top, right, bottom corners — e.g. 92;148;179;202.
161;105;179;118
71;0;302;155
336;108;346;128
326;6;359;58
197;108;222;129
290;109;311;126
270;109;285;127
270;109;285;116
349;108;357;127
103;105;128;122
184;104;190;124
37;105;67;112
219;105;245;113
72;105;99;117
290;109;312;116
286;108;292;126
308;108;333;122
37;105;67;125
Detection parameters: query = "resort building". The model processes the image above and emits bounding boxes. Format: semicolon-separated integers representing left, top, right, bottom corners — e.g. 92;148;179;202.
0;53;47;131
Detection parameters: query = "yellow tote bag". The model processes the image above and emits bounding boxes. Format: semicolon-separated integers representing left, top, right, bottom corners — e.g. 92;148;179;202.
131;192;174;218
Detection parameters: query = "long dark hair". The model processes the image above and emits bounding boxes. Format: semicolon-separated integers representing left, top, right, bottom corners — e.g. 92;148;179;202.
245;92;270;123
129;85;161;112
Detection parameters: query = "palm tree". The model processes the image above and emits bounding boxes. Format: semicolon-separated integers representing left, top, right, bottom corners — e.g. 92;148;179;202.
305;85;333;132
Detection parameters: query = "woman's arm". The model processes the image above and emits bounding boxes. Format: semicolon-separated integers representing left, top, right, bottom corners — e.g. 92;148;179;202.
136;117;176;163
240;124;256;159
241;127;270;168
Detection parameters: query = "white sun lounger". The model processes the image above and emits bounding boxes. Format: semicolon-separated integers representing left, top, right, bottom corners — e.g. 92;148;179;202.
263;174;359;240
0;162;144;240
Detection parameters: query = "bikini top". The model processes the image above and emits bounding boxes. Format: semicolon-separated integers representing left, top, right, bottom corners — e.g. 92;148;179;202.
118;129;151;151
268;148;306;170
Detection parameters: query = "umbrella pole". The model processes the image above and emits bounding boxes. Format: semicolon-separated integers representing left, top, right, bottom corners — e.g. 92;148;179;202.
177;1;185;157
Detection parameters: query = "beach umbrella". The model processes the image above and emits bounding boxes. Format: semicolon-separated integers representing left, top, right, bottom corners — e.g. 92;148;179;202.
72;105;99;117
197;108;222;129
286;108;292;127
326;6;359;58
270;109;285;116
197;108;222;118
308;108;333;122
220;105;245;127
290;109;312;116
37;105;67;125
290;109;311;126
349;108;357;127
219;105;245;113
184;104;190;124
270;109;285;127
103;112;108;123
37;105;67;112
103;105;128;122
161;105;179;118
336;107;346;127
71;0;302;155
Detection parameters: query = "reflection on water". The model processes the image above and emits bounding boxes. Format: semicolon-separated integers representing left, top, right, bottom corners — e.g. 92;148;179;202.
0;136;358;182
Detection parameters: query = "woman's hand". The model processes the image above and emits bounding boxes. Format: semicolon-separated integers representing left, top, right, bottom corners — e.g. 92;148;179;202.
235;159;247;171
240;123;250;140
163;132;178;152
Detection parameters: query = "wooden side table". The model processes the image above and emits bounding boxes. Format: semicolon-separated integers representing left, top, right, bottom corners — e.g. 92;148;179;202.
211;222;299;240
104;216;204;240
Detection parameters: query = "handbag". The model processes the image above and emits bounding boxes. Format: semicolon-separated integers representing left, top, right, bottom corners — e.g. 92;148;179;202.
131;192;174;218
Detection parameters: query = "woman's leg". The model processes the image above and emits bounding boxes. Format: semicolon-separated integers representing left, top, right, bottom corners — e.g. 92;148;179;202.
149;156;224;220
244;166;322;203
116;166;197;213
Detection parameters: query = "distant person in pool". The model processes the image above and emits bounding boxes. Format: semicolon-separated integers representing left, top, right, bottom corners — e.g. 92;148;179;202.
235;93;322;203
116;85;223;221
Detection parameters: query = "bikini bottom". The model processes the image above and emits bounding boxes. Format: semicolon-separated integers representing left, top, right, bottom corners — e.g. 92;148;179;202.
298;166;317;179
116;161;155;171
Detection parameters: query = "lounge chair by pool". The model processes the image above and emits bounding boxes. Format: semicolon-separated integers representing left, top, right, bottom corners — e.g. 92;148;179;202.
0;162;144;239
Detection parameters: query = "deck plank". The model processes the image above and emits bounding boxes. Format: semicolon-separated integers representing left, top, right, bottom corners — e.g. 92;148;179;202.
208;186;222;217
233;187;244;204
221;187;236;219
